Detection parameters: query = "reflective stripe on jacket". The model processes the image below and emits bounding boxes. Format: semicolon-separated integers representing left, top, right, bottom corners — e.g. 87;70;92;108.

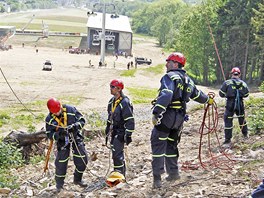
105;95;135;137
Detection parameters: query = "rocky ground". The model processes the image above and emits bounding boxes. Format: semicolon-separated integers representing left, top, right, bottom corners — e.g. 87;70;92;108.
3;105;264;198
0;35;263;198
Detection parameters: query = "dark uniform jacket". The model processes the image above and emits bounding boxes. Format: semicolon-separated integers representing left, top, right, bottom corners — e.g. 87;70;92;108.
219;78;249;98
152;69;209;131
219;77;249;111
45;104;85;148
105;95;135;139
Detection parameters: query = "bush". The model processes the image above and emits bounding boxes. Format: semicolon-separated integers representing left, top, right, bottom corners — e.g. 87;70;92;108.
0;139;24;189
0;139;24;169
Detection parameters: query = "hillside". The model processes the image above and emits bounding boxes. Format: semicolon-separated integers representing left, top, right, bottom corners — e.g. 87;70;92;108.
0;8;263;198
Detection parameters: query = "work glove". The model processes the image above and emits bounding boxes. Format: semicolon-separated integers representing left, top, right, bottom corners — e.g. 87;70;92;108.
124;134;132;145
54;128;67;140
207;97;214;105
66;124;76;132
152;114;161;125
207;92;215;105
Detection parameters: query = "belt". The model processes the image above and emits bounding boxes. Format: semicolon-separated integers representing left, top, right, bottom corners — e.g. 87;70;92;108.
169;101;183;109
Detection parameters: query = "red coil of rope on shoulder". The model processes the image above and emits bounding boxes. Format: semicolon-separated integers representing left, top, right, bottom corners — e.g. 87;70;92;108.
198;92;236;171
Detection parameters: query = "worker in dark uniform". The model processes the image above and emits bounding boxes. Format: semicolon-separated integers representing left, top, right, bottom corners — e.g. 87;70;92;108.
151;52;214;188
252;179;264;198
45;98;88;192
219;67;249;144
105;79;135;177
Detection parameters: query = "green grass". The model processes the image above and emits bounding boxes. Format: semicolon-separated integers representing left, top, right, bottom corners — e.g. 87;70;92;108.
120;69;137;77
142;64;164;75
7;35;82;48
0;96;82;133
38;15;87;23
127;87;158;104
58;95;84;106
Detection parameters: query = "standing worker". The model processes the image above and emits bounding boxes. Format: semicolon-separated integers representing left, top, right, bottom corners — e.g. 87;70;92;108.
45;98;88;192
219;67;249;144
105;79;135;177
151;52;214;188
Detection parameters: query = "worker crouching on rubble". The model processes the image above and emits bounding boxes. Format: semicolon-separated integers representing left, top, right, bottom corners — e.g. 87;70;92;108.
45;98;88;192
151;52;214;189
105;79;135;179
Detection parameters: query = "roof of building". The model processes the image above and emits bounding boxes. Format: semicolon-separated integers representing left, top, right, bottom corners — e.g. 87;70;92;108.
87;12;132;33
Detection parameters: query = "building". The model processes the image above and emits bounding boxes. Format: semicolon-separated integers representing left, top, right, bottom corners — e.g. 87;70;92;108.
86;12;132;56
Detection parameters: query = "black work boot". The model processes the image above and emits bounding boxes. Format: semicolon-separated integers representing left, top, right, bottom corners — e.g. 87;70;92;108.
165;173;181;181
74;180;88;187
56;187;63;193
243;133;249;139
74;173;88;187
223;139;231;144
153;175;161;189
55;177;64;193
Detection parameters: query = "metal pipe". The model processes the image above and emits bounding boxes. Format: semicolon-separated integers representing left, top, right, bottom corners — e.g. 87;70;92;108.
100;2;106;64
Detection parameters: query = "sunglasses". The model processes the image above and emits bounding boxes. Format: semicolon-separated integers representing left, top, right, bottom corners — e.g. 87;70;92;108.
110;85;116;89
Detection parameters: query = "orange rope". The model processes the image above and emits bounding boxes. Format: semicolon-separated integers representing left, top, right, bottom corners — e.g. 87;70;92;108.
198;93;236;171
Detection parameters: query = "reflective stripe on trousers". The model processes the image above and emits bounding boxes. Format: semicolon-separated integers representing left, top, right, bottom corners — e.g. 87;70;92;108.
151;127;179;176
111;135;126;175
224;108;248;140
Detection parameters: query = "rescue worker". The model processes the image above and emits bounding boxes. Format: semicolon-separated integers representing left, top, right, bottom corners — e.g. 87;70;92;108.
219;67;249;144
151;52;214;189
45;98;88;192
252;179;264;198
105;79;135;177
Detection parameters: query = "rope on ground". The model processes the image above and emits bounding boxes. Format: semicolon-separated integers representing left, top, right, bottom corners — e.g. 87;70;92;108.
198;92;236;171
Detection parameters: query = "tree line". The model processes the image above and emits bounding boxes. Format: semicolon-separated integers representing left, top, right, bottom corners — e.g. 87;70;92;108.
131;0;264;86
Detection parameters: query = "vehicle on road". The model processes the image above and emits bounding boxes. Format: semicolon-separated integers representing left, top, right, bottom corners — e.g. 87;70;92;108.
135;57;152;65
42;60;52;71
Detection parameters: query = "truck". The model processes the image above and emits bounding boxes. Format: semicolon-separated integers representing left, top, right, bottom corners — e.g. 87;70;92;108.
135;57;152;65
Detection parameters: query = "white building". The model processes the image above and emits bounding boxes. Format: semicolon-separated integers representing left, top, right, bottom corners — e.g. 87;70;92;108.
86;12;132;56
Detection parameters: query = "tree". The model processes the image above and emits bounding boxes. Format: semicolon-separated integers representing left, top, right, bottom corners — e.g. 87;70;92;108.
151;16;172;46
252;1;264;82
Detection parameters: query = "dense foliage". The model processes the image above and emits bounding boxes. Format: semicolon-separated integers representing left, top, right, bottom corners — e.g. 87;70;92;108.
131;0;264;85
0;0;57;12
0;138;24;188
246;81;264;135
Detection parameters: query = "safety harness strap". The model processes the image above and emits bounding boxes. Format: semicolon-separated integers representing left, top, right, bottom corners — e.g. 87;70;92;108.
52;107;67;128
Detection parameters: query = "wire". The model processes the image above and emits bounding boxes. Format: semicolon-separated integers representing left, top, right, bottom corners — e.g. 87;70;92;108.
0;67;37;118
201;1;226;81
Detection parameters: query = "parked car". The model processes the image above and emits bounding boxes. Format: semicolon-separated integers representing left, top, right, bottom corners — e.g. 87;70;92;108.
135;57;152;65
42;60;52;71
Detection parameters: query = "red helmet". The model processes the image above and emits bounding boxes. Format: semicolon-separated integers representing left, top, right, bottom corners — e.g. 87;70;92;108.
47;98;61;113
166;52;186;66
231;67;241;75
110;79;124;90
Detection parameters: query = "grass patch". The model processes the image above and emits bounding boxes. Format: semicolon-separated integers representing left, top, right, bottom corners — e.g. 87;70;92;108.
120;69;137;77
7;35;82;48
85;111;106;129
38;15;87;23
59;95;84;106
127;87;158;104
142;64;164;75
251;142;264;151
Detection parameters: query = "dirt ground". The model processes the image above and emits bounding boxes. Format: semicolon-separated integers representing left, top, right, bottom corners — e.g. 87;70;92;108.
1;36;164;109
1;36;264;198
